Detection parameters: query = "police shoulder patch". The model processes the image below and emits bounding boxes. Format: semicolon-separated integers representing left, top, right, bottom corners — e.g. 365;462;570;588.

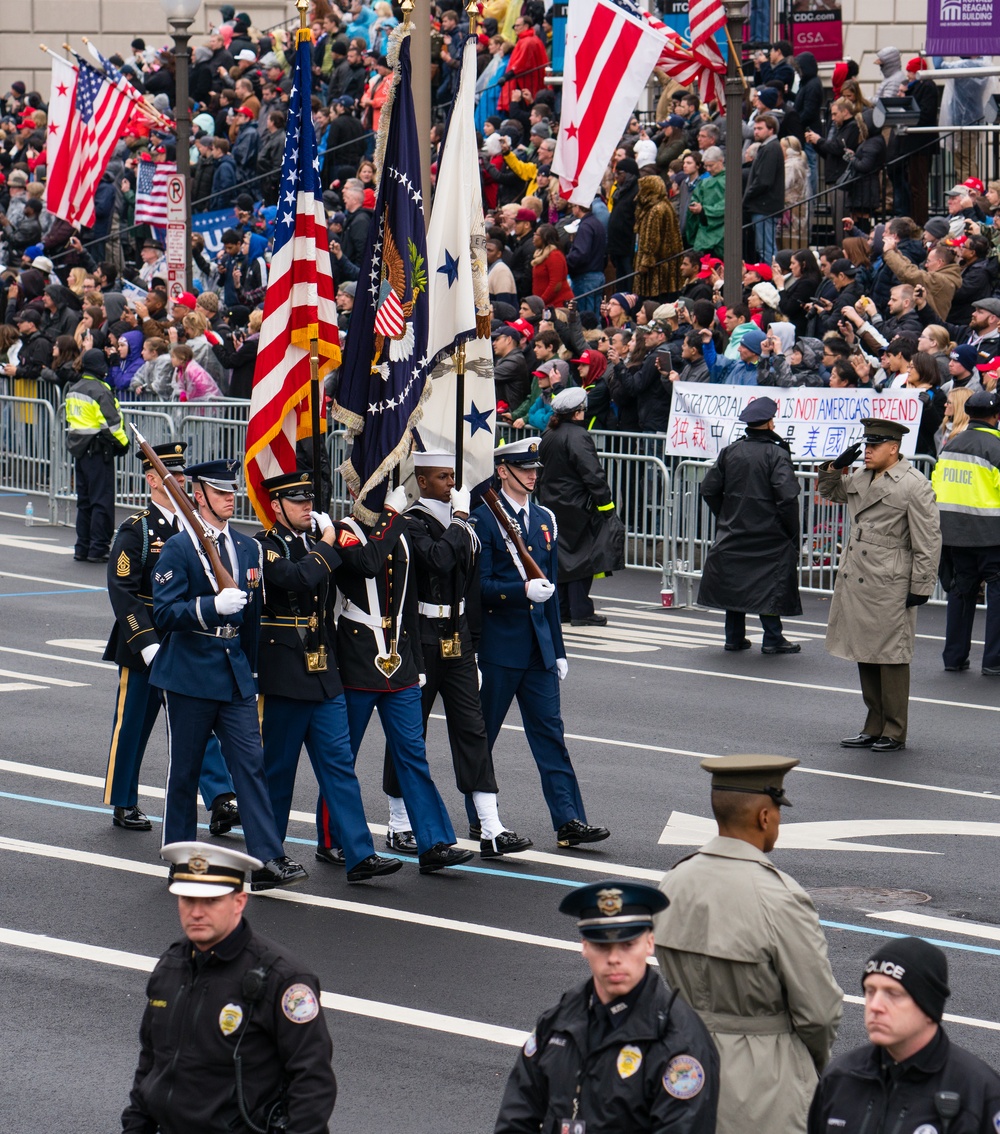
662;1054;705;1099
523;1031;537;1058
617;1044;643;1079
281;983;319;1024
993;1112;1000;1134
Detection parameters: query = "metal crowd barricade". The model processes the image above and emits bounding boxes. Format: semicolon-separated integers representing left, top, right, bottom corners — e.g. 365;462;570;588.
668;453;947;607
0;394;59;523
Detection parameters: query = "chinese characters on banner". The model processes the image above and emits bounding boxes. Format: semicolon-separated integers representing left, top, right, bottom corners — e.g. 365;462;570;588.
666;383;922;460
791;0;843;63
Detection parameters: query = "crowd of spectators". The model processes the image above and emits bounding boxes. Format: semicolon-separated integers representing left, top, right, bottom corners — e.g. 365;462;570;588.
0;2;998;462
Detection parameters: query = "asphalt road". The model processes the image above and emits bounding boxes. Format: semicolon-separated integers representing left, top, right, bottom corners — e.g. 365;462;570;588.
4;495;1000;1133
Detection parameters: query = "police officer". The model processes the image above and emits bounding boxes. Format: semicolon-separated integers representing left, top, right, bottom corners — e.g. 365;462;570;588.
151;459;307;892
931;390;1000;674
121;841;337;1133
471;437;610;849
316;483;472;874
255;470;401;884
494;881;720;1133
102;441;237;835
654;755;843;1134
819;419;942;751
809;937;1000;1134
697;396;803;654
383;450;532;859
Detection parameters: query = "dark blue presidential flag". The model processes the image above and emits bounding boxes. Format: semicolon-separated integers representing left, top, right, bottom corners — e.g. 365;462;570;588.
332;30;429;524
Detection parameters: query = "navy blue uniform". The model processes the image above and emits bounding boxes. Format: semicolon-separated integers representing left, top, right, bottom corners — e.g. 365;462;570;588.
472;494;588;830
256;521;378;871
103;503;232;812
150;527;284;862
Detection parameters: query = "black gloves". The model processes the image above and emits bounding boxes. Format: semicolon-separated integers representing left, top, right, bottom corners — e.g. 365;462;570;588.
831;443;863;470
906;592;930;608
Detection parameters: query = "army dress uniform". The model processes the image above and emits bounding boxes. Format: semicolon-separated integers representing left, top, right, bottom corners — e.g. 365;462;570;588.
818;418;942;749
103;442;234;830
122;843;337;1133
654;756;843;1134
316;490;471;873
495;881;720;1134
256;471;400;883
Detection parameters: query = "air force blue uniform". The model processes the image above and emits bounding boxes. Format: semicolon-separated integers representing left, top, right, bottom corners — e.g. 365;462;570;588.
150;527;284;862
472;495;588;830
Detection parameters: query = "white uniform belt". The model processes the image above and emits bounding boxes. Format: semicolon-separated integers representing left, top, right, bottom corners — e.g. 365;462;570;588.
339;600;386;630
418;600;465;619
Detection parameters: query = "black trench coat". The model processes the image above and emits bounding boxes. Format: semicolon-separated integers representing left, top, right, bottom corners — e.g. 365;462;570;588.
697;429;803;616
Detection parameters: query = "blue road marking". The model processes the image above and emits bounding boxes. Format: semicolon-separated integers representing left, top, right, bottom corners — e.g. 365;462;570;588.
0;590;105;598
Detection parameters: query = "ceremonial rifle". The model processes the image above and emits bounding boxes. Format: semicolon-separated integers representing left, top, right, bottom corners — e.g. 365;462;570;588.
481;486;546;582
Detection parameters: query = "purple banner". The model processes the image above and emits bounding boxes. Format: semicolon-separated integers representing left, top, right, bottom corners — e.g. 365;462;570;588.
926;0;1000;56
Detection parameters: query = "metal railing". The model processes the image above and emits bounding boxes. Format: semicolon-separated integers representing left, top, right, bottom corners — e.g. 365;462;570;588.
667;454;946;607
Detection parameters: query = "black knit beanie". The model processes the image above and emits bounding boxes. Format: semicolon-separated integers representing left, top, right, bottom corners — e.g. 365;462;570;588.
863;937;950;1022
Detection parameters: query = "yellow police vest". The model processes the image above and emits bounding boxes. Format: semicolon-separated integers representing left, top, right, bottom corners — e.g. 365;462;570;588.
932;425;1000;544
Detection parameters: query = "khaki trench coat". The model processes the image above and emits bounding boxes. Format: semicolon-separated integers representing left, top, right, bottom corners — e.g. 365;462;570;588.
817;458;942;664
653;837;843;1134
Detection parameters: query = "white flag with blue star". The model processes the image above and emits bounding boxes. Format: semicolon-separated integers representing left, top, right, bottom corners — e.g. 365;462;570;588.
416;37;495;489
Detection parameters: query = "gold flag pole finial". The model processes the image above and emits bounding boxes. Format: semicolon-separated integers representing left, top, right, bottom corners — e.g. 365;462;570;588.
296;0;312;44
466;0;479;35
401;0;414;25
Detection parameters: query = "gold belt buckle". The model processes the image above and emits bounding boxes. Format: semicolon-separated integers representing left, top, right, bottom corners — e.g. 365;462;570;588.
439;633;462;659
305;646;328;672
375;640;402;677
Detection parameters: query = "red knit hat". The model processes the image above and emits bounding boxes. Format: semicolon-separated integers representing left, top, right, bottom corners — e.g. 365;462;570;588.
832;61;849;98
906;56;927;74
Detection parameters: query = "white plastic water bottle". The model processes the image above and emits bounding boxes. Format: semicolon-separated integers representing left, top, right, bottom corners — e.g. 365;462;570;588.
24;501;33;527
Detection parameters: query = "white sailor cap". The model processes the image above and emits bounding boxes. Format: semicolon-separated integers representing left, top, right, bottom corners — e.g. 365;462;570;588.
412;449;456;469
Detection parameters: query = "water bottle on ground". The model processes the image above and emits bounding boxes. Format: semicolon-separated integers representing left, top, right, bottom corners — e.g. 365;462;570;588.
24;501;33;527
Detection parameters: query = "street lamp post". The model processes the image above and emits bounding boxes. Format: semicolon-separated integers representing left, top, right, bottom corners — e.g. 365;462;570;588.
159;0;202;292
722;0;748;310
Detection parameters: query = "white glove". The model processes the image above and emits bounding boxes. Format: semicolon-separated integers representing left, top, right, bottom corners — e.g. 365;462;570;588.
525;578;555;603
556;657;569;681
450;485;471;515
384;484;408;513
140;643;160;667
310;510;334;534
214;587;248;615
418;673;427;688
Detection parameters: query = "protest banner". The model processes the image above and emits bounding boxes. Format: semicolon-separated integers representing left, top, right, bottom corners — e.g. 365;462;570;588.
666;382;923;460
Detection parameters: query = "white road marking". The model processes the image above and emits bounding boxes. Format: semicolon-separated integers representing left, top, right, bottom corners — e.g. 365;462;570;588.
869;910;1000;943
46;639;107;653
0;925;529;1047
0;572;104;591
0;646;115;670
0;682;45;692
0;669;88;688
0;534;73;555
563;651;1000;714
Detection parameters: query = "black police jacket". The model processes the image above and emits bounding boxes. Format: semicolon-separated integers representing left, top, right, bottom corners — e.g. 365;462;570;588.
122;920;336;1134
404;503;481;649
333;507;425;691
256;522;343;701
103;504;179;670
495;970;719;1134
807;1027;1000;1134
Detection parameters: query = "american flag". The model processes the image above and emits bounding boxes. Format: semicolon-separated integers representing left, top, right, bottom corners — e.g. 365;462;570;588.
133;159;177;225
45;53;136;227
244;28;340;527
550;0;670;207
332;29;429;524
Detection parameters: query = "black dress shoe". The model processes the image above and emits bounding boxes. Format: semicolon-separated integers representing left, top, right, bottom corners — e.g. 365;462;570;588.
944;660;970;672
87;555;110;563
347;853;404;883
112;805;152;831
315;845;346;866
481;831;534;858
761;639;801;655
468;822;482;840
250;856;309;892
872;736;906;752
385;830;419;855
571;614;608;627
557;819;611;848
73;554;88;562
724;639;752;651
983;665;1000;676
209;799;240;836
840;733;878;748
418;843;475;874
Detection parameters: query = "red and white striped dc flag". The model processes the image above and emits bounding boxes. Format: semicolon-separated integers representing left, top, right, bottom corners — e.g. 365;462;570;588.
133;160;177;225
550;0;670;207
244;28;340;527
644;9;726;106
45;53;136;228
687;0;727;48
